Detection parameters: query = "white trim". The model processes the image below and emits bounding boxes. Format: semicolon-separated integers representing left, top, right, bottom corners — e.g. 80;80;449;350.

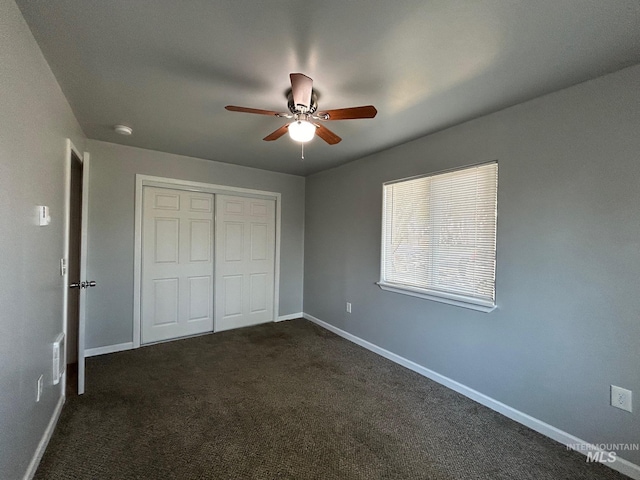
274;196;282;328
85;342;134;358
276;313;303;322
62;140;89;395
133;175;282;348
132;177;143;349
376;282;497;313
302;313;640;480
138;175;282;199
77;152;90;395
23;395;64;480
61;140;79;395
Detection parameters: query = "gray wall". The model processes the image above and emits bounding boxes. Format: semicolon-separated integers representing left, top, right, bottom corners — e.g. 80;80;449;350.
2;0;637;472
304;65;640;465
0;0;85;477
85;140;305;349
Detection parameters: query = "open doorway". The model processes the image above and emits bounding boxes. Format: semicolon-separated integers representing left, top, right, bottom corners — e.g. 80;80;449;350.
65;149;83;395
63;140;90;395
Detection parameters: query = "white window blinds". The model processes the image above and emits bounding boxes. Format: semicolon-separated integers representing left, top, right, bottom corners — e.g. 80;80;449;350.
381;162;498;309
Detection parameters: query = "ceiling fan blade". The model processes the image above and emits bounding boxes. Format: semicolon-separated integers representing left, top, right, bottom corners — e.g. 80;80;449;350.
225;105;281;116
290;73;313;110
314;124;342;145
317;105;378;120
263;124;289;141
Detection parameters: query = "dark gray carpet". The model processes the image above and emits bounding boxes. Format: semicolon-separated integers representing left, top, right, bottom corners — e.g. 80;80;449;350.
36;319;628;479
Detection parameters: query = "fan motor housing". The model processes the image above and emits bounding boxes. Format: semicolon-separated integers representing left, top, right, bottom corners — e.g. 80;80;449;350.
286;89;319;114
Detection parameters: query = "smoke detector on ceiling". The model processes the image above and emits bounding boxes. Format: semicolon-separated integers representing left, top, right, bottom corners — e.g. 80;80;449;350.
114;124;133;135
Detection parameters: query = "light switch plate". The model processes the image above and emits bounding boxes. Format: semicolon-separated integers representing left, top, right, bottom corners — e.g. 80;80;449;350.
37;206;51;226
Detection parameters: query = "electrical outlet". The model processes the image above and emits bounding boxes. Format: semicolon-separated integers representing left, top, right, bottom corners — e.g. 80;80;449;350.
36;375;43;402
611;385;632;412
346;302;352;313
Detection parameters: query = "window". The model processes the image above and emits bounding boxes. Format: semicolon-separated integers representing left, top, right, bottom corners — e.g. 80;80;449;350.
379;162;498;312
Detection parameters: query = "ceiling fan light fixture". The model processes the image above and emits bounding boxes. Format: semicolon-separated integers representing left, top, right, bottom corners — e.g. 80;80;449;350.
225;73;376;147
288;120;315;143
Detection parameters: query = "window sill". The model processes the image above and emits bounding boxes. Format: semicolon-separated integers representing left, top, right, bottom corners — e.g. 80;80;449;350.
376;281;496;313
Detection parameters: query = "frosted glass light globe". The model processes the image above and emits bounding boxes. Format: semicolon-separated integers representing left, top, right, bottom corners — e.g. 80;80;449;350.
288;120;316;143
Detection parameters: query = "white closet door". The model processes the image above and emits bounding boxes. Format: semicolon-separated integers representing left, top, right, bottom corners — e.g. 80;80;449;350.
141;187;214;344
215;195;275;332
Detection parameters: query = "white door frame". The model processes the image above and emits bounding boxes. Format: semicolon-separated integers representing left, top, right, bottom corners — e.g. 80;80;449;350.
62;139;90;394
133;174;282;348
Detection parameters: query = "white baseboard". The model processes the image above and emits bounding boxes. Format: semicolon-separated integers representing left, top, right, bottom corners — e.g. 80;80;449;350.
303;313;640;480
23;394;65;480
90;316;303;356
86;317;304;357
85;341;133;358
276;312;303;322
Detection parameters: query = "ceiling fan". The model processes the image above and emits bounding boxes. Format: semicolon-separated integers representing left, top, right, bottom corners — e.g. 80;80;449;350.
225;73;377;145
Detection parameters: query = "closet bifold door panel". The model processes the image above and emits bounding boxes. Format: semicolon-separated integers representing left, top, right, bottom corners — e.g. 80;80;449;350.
214;195;276;332
141;187;214;344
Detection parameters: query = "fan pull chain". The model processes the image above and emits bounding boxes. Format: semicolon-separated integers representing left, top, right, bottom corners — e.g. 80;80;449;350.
301;143;304;160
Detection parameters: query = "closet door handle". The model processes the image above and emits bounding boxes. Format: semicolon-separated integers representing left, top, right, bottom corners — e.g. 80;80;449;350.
69;281;97;289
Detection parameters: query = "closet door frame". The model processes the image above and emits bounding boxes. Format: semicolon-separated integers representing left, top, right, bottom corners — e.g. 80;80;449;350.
133;174;281;348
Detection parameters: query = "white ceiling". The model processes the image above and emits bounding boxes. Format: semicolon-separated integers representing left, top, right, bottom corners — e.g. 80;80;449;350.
16;0;640;176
